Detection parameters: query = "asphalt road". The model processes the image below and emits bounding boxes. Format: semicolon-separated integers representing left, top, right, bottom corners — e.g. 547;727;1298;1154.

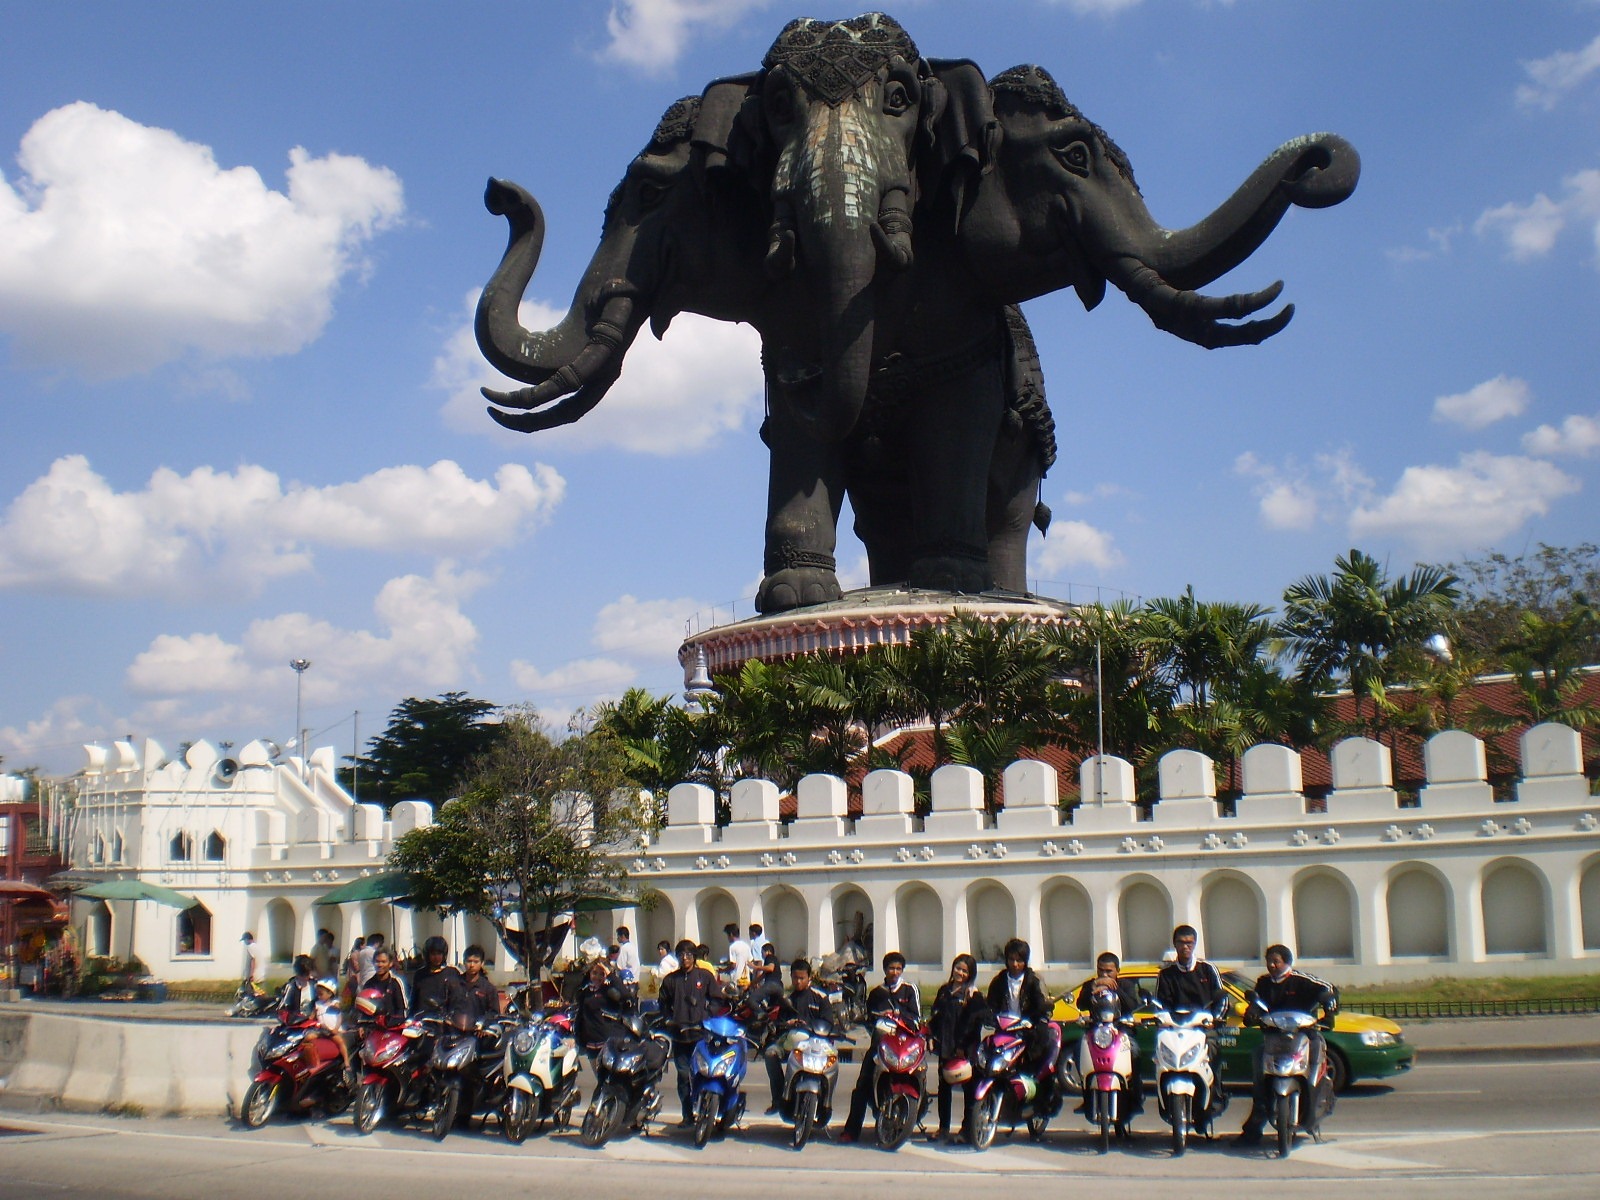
2;1058;1596;1199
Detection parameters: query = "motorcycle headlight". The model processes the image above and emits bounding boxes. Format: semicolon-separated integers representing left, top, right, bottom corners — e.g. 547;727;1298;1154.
512;1029;537;1056
883;1042;925;1072
1091;1024;1115;1049
1156;1042;1178;1070
800;1038;834;1072
1178;1043;1203;1068
710;1052;739;1079
1360;1030;1397;1047
598;1042;619;1070
617;1049;643;1072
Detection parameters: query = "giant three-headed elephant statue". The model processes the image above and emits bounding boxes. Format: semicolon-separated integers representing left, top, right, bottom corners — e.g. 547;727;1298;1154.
476;13;1358;615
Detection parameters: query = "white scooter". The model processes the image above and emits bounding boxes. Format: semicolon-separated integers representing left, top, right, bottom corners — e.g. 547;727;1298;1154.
1145;1000;1226;1154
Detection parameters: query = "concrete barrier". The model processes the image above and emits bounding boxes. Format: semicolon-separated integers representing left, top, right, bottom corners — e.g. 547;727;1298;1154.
0;1009;262;1116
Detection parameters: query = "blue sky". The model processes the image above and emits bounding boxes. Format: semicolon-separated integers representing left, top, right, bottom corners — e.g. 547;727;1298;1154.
3;1;1598;775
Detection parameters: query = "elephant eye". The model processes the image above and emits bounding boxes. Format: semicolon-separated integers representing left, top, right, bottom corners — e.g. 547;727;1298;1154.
766;76;796;128
1053;140;1092;177
883;81;911;116
638;182;669;209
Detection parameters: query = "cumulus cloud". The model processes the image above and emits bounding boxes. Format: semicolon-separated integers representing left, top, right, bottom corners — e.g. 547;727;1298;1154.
603;1;770;71
1234;448;1373;531
1432;375;1531;430
1475;168;1600;262
1349;451;1581;551
1516;33;1600;110
0;455;563;597
1034;519;1123;573
0;694;110;767
1062;482;1130;506
125;563;487;700
437;295;763;455
509;656;638;696
1044;0;1147;14
0;102;403;376
593;594;701;657
1522;413;1600;458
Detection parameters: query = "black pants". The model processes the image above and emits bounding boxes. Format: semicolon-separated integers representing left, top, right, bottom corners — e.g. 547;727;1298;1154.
843;1054;877;1136
673;1040;695;1119
936;1065;973;1135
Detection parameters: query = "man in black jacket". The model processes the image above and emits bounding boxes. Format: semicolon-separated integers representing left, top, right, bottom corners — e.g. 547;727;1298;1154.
1235;944;1338;1147
988;939;1059;1106
409;936;461;1017
658;938;726;1124
1156;925;1229;1119
762;959;836;1115
1074;951;1146;1116
840;951;921;1142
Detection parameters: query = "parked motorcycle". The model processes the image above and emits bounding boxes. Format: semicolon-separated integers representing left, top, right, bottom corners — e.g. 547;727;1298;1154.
581;1010;673;1147
1076;993;1137;1153
231;981;277;1018
1256;1004;1334;1158
968;1014;1063;1150
352;1011;439;1134
241;1008;351;1126
1147;1000;1226;1154
427;1011;484;1141
869;1010;929;1150
502;1007;582;1141
772;1014;840;1149
687;1013;755;1147
820;963;868;1029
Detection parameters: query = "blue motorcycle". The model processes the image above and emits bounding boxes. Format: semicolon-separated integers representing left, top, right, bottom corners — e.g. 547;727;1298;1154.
688;1013;753;1147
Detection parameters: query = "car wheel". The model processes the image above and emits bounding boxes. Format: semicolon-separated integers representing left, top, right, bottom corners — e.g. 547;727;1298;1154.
1326;1046;1350;1094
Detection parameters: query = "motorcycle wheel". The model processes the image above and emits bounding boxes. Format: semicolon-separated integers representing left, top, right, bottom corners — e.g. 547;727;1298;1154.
241;1080;278;1129
692;1091;719;1148
432;1085;459;1142
876;1093;914;1151
581;1085;624;1148
1276;1092;1295;1159
1171;1092;1189;1157
969;1090;1001;1152
504;1089;534;1144
1096;1096;1112;1156
791;1091;817;1150
354;1082;385;1134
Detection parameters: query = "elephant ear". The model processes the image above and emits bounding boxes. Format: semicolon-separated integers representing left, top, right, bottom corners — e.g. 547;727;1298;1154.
692;73;767;189
920;59;998;233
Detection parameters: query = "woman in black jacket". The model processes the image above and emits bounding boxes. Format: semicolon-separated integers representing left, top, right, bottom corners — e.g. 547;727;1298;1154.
929;953;985;1144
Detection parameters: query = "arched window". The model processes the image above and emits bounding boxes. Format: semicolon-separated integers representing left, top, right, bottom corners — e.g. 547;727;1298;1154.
203;830;226;862
176;903;212;957
112;831;125;863
168;831;194;862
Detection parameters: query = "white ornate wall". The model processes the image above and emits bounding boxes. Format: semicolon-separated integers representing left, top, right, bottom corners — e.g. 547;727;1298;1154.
613;724;1600;986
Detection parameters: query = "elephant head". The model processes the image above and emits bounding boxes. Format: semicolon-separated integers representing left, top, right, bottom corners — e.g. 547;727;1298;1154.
745;13;957;443
962;65;1360;347
477;96;769;431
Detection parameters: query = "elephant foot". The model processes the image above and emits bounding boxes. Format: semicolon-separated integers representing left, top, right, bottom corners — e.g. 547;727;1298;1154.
909;550;993;595
756;567;842;614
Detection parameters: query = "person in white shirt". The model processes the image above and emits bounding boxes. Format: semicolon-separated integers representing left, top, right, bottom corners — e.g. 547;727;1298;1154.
356;932;383;988
747;923;770;961
614;925;641;981
655;940;677;982
240;931;263;987
723;922;753;985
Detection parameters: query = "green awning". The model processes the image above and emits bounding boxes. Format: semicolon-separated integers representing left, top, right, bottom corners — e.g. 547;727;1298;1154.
314;871;415;906
78;879;200;908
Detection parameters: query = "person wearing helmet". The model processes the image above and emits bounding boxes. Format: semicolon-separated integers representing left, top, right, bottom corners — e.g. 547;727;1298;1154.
1235;944;1338;1148
310;975;354;1080
929;953;984;1144
409;936;461;1017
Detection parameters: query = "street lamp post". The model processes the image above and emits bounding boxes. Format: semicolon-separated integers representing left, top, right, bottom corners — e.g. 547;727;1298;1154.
290;659;311;780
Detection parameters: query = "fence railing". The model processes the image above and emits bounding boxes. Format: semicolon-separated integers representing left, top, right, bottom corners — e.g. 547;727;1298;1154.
1359;996;1600;1018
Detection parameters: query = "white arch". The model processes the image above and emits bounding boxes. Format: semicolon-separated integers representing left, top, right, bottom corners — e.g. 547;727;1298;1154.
637;892;677;961
1041;878;1092;969
1386;863;1451;959
1581;854;1600;952
1118;876;1173;962
1200;871;1266;963
695;888;739;951
263;898;296;964
830;883;874;957
965;879;1016;965
894;882;943;967
1480;857;1550;956
1292;868;1357;960
760;884;808;960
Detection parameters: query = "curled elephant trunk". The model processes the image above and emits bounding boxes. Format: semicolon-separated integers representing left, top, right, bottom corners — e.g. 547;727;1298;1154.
1147;134;1360;291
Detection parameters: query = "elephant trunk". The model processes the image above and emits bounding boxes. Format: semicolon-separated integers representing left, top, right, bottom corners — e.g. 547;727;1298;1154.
1145;134;1360;291
474;179;594;387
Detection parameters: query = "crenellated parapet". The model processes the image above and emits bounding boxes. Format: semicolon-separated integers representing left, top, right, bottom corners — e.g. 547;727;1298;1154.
621;726;1600;985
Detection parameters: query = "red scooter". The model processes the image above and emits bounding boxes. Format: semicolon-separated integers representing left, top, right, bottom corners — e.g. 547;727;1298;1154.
869;1010;929;1150
352;1006;443;1134
241;1007;351;1127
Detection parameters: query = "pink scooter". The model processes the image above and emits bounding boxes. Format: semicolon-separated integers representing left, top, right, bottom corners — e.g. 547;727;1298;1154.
1075;992;1136;1153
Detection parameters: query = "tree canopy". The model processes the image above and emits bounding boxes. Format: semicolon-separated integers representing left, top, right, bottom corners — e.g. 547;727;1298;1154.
344;692;505;807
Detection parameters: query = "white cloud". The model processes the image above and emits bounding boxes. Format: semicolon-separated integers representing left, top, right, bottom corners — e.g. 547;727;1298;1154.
1516;34;1600;110
125;563;487;700
0;455;562;598
1349;451;1581;551
1033;519;1123;573
1432;375;1531;430
509;657;638;696
437;295;763;455
603;1;770;71
593;594;702;657
1522;413;1600;458
1062;482;1130;506
1234;448;1373;531
0;102;403;376
1475;168;1600;262
1045;0;1147;13
0;694;109;767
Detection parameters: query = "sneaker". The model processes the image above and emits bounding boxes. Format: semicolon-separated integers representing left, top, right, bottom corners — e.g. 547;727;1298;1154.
763;1104;781;1116
678;1116;694;1127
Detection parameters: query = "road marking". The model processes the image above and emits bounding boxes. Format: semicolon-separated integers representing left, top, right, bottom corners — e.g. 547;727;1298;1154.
1401;1089;1483;1096
1291;1140;1440;1171
599;1135;694;1163
895;1139;1054;1171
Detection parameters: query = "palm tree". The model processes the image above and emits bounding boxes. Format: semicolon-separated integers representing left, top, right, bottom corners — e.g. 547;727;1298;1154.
1279;549;1460;736
1045;602;1175;777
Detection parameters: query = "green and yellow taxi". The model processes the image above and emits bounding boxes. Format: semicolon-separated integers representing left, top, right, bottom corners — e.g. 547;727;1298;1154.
1050;963;1414;1092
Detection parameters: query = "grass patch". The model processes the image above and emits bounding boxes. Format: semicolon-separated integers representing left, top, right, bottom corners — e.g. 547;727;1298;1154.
1341;972;1600;1006
104;1102;146;1118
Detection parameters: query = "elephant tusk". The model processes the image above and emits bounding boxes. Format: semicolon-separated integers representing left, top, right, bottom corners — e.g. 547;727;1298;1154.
1115;258;1294;349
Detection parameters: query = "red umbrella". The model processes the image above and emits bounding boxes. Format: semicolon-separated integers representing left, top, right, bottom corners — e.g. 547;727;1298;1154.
0;880;56;900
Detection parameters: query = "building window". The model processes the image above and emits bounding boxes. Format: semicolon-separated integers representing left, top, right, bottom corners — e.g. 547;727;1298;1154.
88;832;105;865
113;831;125;863
169;831;194;862
203;831;226;862
0;814;9;855
176;903;212;957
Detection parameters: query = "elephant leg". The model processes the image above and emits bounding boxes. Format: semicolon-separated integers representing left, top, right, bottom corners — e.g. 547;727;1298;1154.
986;432;1040;594
905;356;1005;594
756;404;846;614
845;436;914;587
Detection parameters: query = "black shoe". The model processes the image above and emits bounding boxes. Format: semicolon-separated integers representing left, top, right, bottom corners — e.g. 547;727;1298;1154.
1234;1129;1263;1149
763;1104;781;1116
678;1116;694;1127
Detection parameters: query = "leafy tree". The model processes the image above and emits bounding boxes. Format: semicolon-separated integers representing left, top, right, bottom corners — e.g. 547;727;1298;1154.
1279;549;1460;735
592;688;713;822
388;708;644;973
1045;602;1174;779
345;692;505;807
1444;543;1600;667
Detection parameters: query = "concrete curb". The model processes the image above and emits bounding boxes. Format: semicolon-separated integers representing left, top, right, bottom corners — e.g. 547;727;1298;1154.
1413;1042;1600;1064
